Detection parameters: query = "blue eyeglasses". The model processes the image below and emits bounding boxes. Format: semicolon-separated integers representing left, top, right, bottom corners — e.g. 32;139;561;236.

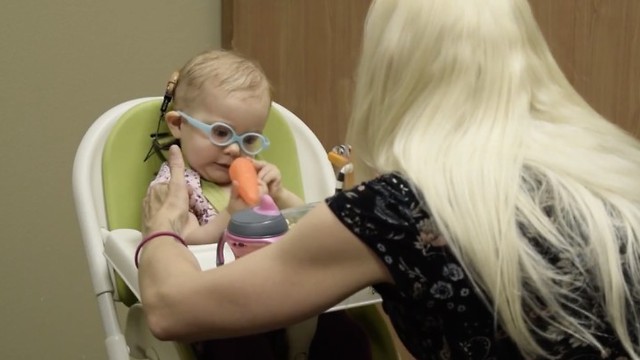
177;111;270;155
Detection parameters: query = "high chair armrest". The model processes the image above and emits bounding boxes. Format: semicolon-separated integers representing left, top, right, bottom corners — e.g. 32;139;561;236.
103;229;381;310
104;229;233;300
103;229;142;299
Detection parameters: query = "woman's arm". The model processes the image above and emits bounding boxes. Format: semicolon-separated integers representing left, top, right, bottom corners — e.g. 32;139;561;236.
142;203;392;342
138;146;393;342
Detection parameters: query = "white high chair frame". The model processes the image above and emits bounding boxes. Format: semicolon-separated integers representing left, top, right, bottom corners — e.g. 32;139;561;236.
73;97;381;359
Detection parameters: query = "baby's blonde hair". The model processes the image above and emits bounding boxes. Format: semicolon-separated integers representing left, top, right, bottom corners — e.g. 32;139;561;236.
173;49;271;111
348;0;640;357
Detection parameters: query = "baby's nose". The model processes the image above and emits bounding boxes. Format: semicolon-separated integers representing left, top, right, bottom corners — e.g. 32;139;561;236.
223;142;241;156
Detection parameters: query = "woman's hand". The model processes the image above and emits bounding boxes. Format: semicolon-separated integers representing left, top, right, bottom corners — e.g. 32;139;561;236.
142;145;191;235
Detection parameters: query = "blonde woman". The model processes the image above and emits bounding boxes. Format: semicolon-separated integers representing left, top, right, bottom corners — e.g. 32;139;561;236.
139;0;640;358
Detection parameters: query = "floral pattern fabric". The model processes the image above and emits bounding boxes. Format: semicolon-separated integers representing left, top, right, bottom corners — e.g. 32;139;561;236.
325;173;630;360
150;162;217;225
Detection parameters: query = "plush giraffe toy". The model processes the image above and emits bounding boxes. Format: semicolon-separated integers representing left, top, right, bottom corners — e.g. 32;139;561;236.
327;144;354;193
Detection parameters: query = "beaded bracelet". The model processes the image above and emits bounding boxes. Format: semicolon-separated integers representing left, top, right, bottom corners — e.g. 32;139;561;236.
135;231;187;268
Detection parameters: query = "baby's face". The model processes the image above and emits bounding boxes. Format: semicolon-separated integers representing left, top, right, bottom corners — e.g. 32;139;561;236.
180;85;270;185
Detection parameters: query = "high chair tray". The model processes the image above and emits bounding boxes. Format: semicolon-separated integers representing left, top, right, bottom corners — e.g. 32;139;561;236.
104;229;381;312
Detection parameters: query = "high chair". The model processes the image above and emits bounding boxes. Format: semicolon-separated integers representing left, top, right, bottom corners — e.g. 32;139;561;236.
73;97;398;359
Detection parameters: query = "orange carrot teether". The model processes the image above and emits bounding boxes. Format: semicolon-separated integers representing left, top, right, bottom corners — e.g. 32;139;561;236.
229;157;260;206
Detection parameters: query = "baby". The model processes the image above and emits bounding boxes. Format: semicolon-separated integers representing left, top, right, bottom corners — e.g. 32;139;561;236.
147;49;314;359
150;49;303;245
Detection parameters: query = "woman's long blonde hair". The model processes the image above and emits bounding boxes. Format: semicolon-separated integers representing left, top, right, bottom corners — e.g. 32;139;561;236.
347;0;640;357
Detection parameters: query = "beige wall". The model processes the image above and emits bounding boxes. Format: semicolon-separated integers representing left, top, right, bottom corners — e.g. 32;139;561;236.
0;2;220;359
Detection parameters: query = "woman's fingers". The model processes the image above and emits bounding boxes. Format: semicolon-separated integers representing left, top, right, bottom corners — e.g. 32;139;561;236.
142;145;190;235
167;145;188;203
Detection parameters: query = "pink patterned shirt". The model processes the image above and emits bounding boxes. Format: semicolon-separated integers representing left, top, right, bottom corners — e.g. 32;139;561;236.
149;162;217;225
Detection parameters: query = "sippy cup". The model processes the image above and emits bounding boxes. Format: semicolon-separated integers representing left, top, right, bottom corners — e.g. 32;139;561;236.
216;194;288;266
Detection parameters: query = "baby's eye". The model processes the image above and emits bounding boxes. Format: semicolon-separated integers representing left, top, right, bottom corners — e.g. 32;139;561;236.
212;126;232;139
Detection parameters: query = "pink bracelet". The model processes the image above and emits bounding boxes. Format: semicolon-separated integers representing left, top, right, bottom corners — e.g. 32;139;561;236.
135;231;187;268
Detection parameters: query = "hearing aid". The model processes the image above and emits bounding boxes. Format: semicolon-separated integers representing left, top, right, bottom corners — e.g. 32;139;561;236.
160;71;180;115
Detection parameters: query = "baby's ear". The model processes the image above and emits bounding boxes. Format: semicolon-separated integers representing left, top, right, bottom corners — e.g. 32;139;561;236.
165;111;183;139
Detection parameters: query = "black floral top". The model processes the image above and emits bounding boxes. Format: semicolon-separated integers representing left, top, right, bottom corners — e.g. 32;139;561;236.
325;173;631;360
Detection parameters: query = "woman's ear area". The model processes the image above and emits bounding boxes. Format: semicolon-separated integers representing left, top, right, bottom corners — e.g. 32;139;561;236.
165;110;183;138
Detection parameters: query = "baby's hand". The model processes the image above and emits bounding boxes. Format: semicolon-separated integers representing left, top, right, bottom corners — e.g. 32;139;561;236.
227;181;254;214
252;159;285;202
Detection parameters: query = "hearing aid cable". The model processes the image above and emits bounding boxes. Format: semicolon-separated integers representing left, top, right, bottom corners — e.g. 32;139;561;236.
144;71;180;162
